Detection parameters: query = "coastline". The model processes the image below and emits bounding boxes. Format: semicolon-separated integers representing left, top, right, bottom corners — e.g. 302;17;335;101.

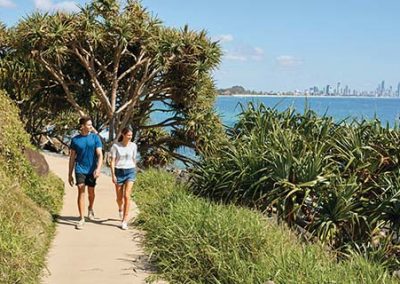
218;94;400;99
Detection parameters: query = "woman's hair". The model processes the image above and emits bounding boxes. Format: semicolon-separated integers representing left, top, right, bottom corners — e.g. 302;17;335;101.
118;127;133;142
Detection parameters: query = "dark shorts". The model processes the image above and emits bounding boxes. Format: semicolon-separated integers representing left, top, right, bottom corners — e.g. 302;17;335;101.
75;173;96;187
115;168;136;185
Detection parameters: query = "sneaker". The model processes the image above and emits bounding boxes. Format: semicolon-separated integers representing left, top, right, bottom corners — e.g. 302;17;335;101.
76;219;85;230
121;221;128;230
88;208;95;221
119;210;123;220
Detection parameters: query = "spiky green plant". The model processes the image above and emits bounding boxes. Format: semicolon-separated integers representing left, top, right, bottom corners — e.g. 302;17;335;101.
190;103;400;267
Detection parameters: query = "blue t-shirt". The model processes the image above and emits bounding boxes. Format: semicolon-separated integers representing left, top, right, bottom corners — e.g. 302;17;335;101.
70;133;102;174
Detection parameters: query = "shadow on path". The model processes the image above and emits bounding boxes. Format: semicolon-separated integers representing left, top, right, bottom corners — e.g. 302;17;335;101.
53;215;121;228
119;253;157;274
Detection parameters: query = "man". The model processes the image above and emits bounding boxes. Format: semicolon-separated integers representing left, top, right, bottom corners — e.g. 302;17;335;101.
68;116;103;230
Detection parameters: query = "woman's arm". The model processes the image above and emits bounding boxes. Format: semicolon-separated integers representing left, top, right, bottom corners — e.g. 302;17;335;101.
110;144;118;184
110;157;117;184
132;143;137;167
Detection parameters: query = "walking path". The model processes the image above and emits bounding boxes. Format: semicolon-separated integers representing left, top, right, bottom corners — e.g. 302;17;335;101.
41;153;152;284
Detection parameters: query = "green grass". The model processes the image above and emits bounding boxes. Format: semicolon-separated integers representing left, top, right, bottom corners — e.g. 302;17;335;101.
134;169;396;283
0;90;64;283
0;168;62;283
23;172;64;215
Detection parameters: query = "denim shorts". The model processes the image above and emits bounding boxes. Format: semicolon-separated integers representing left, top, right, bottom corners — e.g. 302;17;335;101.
115;168;136;185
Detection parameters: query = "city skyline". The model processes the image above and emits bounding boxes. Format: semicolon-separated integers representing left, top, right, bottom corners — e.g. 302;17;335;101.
1;0;400;92
301;79;400;97
220;79;400;98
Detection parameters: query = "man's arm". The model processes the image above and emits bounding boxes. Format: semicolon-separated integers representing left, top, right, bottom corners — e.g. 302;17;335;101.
93;147;103;179
68;149;76;186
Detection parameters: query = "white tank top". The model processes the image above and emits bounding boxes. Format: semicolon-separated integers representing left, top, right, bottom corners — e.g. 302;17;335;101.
110;142;137;169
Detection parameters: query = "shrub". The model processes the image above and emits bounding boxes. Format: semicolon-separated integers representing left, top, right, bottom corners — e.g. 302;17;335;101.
134;169;396;283
190;103;400;265
0;90;63;213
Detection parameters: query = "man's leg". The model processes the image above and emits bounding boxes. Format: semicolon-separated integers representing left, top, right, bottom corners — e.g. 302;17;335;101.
88;186;95;211
77;184;86;219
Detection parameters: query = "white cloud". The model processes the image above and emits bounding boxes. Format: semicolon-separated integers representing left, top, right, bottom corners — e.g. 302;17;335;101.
276;55;303;67
251;47;264;60
0;0;16;8
34;0;79;12
213;34;234;43
225;53;247;61
212;34;265;62
225;46;265;62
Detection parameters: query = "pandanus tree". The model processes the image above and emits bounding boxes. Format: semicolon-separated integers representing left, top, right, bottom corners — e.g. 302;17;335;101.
9;0;225;163
1;22;80;147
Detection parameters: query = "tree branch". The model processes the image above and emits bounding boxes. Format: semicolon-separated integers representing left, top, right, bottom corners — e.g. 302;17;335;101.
140;117;184;129
71;45;113;116
117;50;147;83
85;40;109;76
38;54;85;116
116;61;161;115
110;41;126;111
159;145;195;166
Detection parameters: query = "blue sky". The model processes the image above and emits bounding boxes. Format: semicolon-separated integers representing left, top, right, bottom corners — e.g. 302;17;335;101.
1;0;400;92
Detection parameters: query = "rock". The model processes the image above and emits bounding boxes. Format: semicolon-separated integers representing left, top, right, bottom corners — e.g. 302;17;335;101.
43;141;59;153
52;138;64;152
39;134;49;147
42;136;68;155
23;148;49;176
264;281;275;284
393;270;400;278
61;147;70;156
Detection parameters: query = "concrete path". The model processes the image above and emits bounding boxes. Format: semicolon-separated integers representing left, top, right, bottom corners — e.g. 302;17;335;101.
41;153;152;284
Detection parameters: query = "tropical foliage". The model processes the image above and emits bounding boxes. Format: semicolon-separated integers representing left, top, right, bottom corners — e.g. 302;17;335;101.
134;169;396;283
191;103;400;268
1;0;226;164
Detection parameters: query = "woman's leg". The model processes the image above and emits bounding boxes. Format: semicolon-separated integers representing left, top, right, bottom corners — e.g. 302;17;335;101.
122;181;134;222
115;184;124;214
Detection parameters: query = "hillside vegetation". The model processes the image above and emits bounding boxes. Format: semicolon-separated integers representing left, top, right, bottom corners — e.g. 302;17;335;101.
0;90;64;283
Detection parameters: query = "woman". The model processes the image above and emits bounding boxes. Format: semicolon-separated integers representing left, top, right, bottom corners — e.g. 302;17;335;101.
110;127;138;230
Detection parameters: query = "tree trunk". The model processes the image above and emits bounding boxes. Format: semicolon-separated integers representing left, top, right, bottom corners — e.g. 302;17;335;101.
108;116;115;142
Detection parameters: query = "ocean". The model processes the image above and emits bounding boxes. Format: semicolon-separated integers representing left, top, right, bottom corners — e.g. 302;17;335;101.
215;95;400;127
152;95;400;167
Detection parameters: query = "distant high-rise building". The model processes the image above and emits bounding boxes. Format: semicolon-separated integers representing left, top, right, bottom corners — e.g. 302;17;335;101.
336;82;341;95
344;85;349;96
325;85;331;95
380;80;385;96
397;82;400;97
